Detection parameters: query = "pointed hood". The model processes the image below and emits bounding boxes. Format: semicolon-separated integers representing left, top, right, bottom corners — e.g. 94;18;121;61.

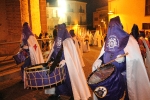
22;22;34;45
104;16;129;53
53;23;71;54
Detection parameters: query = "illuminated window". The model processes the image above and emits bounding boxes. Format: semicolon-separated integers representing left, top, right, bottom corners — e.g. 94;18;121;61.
145;0;150;15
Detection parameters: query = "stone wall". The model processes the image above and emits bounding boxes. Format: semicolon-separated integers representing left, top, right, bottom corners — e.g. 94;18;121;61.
0;0;22;56
39;0;47;33
0;0;47;56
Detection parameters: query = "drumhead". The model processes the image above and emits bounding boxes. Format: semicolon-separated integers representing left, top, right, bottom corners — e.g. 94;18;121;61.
88;64;115;84
25;63;49;72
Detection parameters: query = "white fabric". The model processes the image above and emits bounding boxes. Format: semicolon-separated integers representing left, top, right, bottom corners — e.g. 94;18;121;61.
93;30;99;46
83;41;90;52
115;55;125;63
141;37;150;80
27;36;44;65
63;38;91;100
89;33;94;45
59;60;66;68
72;37;85;67
92;36;150;100
92;59;102;71
46;43;54;63
45;87;55;94
22;45;29;49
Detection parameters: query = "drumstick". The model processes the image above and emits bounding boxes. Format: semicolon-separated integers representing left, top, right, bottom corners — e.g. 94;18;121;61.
100;52;129;68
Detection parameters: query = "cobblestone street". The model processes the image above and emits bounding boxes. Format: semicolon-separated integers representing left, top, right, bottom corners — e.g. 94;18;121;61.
0;46;101;100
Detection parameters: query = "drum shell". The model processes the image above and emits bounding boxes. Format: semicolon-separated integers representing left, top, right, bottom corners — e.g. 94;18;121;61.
88;67;125;100
13;51;27;65
25;63;65;89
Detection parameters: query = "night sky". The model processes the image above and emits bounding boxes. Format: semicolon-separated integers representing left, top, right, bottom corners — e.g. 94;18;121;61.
46;0;108;29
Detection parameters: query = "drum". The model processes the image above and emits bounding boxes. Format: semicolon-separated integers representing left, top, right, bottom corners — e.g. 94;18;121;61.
87;64;125;100
13;50;27;65
24;63;65;90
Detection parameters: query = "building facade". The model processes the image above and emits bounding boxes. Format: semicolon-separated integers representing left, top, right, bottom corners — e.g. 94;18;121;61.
108;0;150;33
46;0;87;37
93;6;108;35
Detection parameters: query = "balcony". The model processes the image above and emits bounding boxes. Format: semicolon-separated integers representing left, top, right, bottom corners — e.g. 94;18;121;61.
79;9;85;13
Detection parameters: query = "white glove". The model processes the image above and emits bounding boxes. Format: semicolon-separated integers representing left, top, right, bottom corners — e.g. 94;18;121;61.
59;60;66;68
92;59;102;71
115;55;125;63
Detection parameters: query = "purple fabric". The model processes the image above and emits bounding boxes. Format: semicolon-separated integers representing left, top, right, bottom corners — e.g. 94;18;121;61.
88;65;125;100
22;22;34;45
104;16;129;53
13;51;26;65
103;50;126;73
53;23;71;58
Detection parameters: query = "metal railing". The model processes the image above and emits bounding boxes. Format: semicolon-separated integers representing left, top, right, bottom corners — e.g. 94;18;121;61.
0;38;54;57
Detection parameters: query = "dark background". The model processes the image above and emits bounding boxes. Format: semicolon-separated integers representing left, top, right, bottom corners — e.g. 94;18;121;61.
46;0;108;30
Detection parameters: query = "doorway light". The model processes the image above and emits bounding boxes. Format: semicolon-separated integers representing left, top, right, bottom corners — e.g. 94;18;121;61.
108;11;114;14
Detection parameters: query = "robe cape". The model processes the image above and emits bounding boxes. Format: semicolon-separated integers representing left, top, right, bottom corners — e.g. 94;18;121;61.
27;35;44;65
72;36;85;67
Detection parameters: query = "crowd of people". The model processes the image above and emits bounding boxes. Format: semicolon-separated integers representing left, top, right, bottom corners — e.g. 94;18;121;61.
17;15;150;100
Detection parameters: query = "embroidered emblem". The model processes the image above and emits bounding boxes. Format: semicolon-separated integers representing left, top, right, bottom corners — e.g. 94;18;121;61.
94;86;107;98
56;37;62;48
106;35;119;51
33;44;37;51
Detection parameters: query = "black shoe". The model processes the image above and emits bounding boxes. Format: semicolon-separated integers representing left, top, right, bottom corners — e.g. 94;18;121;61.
47;95;60;100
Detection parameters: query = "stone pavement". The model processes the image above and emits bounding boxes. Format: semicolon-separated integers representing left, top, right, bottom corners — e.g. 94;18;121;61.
0;46;101;100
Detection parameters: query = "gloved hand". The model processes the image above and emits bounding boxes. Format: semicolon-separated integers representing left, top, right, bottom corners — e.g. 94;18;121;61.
92;59;102;71
59;60;66;68
115;55;125;63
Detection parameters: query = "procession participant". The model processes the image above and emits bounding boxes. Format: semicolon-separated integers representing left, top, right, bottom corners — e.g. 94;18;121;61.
83;34;90;52
69;29;85;67
92;16;150;100
20;22;44;83
45;23;91;100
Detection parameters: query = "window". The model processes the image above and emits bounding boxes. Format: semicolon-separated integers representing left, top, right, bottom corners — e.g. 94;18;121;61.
145;0;150;15
142;23;150;29
67;16;71;25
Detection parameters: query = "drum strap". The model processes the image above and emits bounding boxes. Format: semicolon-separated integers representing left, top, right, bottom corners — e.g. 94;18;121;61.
49;45;63;74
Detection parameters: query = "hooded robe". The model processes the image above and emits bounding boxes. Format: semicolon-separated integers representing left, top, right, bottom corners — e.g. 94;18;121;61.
45;23;91;100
